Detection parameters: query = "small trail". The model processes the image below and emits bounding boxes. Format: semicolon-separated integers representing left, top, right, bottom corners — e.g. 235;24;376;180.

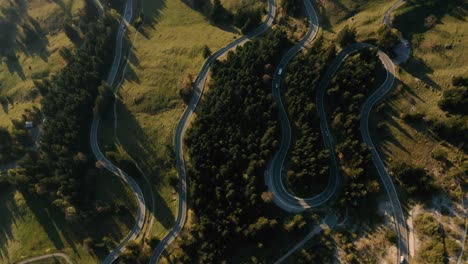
274;225;324;264
17;253;72;264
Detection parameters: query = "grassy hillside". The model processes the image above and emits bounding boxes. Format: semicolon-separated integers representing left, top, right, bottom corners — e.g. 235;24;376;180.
318;0;394;41
376;0;467;198
0;0;84;129
0;171;136;264
99;0;264;241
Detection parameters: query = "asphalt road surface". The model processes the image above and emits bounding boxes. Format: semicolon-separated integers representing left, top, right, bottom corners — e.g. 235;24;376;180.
265;0;342;213
148;0;277;263
107;0;133;86
384;0;411;65
89;0;147;263
360;46;409;262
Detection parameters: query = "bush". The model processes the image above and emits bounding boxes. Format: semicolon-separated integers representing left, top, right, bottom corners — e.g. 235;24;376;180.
336;25;356;48
64;22;82;43
377;25;400;50
384;229;398;245
202;45;211;59
401;111;424;122
147;236;160;248
438;86;467;114
452;76;468;87
283;0;302;16
390;161;435;198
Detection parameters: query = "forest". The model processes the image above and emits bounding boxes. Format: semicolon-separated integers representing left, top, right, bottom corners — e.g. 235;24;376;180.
172;30;293;262
326;48;382;207
284;37;336;196
3;9;117;215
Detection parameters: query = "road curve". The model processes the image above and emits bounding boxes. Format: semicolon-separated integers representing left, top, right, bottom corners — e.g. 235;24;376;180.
384;0;411;65
265;0;344;213
17;253;72;264
271;41;408;263
148;0;277;263
267;0;409;261
91;0;104;17
107;0;133;86
358;45;409;263
90;0;147;263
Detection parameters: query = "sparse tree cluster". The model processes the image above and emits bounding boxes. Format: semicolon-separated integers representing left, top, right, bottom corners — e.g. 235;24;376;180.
389;161;435;199
377;25;400;51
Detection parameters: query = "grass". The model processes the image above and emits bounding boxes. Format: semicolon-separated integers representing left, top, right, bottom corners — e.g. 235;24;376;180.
318;0;395;42
372;0;467;199
98;0;260;241
0;0;84;130
0;170;136;264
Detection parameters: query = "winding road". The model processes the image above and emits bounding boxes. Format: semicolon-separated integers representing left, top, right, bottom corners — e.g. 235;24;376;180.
265;0;345;214
267;0;410;263
89;0;147;263
384;0;411;65
148;0;277;262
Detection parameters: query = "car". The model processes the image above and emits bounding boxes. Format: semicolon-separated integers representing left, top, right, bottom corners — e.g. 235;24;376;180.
276;84;279;88
278;68;283;75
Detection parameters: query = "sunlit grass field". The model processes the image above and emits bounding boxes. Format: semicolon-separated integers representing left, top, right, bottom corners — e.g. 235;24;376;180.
0;0;84;129
99;0;264;241
0;170;136;263
373;0;467;196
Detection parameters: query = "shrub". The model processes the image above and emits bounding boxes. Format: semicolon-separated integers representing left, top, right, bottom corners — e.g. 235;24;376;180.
336;25;357;48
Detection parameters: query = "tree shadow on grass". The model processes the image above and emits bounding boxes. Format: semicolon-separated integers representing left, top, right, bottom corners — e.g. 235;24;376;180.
404;57;442;90
395;0;467;35
0;0;50;79
22;192;70;251
20;187;136;256
5;56;27;81
0;186;19;260
314;0;334;33
180;0;239;34
110;101;176;230
52;0;72;17
140;0;167;34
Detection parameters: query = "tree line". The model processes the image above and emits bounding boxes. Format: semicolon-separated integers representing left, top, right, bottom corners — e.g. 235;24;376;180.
4;11;118;217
